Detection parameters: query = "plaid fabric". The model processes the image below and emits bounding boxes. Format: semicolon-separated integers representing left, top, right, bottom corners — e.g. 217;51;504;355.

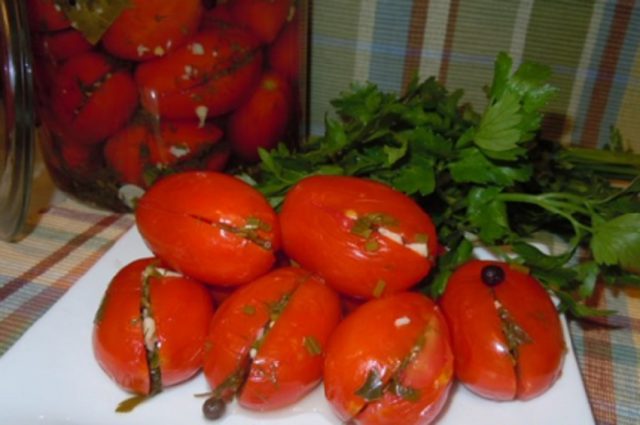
0;199;134;356
309;0;640;151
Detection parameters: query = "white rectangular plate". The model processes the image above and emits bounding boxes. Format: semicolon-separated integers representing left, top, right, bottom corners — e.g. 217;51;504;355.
0;227;595;424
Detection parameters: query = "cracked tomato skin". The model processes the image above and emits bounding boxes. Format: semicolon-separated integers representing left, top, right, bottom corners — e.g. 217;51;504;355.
439;260;565;401
135;171;280;287
203;267;342;411
324;292;454;425
135;26;263;120
92;258;214;394
102;0;204;61
279;175;438;299
51;52;138;145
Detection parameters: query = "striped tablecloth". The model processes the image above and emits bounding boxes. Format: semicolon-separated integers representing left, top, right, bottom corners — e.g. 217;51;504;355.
0;196;638;425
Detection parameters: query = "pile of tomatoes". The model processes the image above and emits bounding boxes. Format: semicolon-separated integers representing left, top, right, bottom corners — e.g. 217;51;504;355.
27;0;302;210
92;171;566;424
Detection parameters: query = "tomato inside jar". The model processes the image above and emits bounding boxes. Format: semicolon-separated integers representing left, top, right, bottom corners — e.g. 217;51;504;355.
27;0;308;211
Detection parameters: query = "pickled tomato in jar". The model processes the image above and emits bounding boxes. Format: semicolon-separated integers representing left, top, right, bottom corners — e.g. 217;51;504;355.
27;0;307;210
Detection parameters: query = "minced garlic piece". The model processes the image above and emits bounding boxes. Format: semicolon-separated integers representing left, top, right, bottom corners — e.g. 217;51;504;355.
191;42;205;55
170;145;190;158
394;316;411;327
406;242;429;258
378;227;403;245
137;45;150;57
195;105;208;128
345;209;358;220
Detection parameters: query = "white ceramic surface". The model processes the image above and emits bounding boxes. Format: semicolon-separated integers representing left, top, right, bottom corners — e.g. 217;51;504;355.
0;227;595;425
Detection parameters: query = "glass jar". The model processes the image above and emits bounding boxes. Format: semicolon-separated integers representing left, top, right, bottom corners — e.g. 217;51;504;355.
25;0;308;212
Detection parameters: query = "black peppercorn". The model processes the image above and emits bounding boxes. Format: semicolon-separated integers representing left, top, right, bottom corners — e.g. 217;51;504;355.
203;397;226;420
481;265;505;286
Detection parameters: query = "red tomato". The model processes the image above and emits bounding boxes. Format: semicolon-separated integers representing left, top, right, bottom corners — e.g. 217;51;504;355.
439;260;566;401
27;0;70;32
228;0;291;44
228;71;292;162
38;29;92;62
135;26;263;120
93;258;214;395
268;16;302;81
135;171;281;286
202;267;341;411
201;2;237;29
102;0;203;61
51;52;138;145
203;142;232;172
104;124;150;187
148;121;224;167
60;141;100;176
279;175;438;299
324;292;453;425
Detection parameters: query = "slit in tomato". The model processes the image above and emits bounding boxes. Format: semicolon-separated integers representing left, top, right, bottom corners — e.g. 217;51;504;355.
115;263;165;412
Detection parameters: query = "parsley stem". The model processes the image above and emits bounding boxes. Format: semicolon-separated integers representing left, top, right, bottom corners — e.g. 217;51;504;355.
497;193;593;233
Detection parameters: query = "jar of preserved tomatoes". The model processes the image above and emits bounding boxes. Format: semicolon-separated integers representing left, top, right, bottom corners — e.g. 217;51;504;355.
17;0;308;217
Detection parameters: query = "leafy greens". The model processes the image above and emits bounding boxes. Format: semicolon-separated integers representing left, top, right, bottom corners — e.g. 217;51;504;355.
241;52;640;318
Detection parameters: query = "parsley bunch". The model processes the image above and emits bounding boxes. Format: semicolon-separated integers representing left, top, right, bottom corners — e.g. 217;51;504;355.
243;52;640;317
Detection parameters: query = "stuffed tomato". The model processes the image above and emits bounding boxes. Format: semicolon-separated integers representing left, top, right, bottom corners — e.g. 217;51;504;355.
93;257;214;409
279;175;439;299
135;171;281;287
201;267;341;417
439;260;566;401
324;292;454;425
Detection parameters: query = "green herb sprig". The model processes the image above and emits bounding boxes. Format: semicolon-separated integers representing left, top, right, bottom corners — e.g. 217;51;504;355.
241;52;640;318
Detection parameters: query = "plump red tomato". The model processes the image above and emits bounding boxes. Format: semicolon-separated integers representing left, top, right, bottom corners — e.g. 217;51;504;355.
148;121;224;167
51;52;138;145
27;0;70;32
102;0;203;61
104;123;150;187
135;171;281;286
228;0;292;44
279;175;438;299
200;2;237;29
324;292;453;425
93;257;214;396
268;16;302;81
439;260;566;401
202;267;341;412
40;29;92;62
228;71;292;162
135;26;263;120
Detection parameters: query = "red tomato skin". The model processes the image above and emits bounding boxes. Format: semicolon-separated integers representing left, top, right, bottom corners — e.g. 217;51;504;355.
439;260;565;401
280;175;438;299
228;71;292;163
150;271;215;387
268;17;301;81
38;29;92;62
148;121;224;167
203;267;342;410
102;0;203;61
93;258;214;394
27;0;70;32
324;292;453;425
229;0;291;44
92;259;153;394
51;52;138;145
104;124;150;187
135;27;263;120
135;171;280;286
